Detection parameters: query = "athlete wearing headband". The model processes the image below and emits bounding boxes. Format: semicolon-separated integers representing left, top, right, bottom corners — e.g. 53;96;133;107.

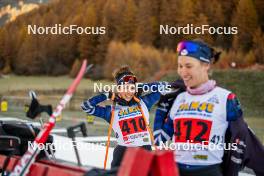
154;39;243;176
81;66;167;169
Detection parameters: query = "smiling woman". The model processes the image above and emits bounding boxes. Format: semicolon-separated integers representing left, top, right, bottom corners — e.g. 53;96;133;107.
153;39;264;176
176;39;220;91
81;65;167;169
177;55;210;88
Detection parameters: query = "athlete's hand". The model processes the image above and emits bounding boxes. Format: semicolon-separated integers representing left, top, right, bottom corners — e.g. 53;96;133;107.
104;92;116;101
170;79;185;90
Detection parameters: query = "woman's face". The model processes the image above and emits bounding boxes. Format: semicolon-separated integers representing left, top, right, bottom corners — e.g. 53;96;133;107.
118;83;136;101
177;56;210;88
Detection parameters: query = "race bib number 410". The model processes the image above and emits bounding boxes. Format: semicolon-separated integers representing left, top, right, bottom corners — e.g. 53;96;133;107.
119;116;147;136
174;118;212;144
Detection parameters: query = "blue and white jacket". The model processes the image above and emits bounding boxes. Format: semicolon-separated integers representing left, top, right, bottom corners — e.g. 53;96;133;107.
81;82;166;146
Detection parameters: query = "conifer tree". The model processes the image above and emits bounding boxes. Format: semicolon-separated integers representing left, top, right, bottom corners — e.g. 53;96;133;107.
231;0;258;51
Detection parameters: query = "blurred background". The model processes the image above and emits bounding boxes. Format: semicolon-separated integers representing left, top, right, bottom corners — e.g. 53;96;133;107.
0;0;263;142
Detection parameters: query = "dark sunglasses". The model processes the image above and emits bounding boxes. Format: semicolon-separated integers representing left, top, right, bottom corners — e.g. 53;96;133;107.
118;75;137;84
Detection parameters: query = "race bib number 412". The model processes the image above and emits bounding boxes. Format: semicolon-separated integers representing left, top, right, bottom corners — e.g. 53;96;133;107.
174;118;212;144
119;116;147;136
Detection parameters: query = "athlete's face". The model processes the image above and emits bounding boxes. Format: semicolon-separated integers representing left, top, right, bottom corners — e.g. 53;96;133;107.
118;83;136;101
178;56;209;88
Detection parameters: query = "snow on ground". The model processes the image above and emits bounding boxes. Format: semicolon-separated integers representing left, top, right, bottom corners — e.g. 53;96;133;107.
53;134;114;169
52;134;255;175
0;118;255;175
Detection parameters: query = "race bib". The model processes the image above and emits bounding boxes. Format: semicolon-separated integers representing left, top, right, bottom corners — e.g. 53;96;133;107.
174;118;212;144
119;115;147;136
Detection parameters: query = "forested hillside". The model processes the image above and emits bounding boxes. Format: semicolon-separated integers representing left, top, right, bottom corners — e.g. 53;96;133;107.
0;0;263;80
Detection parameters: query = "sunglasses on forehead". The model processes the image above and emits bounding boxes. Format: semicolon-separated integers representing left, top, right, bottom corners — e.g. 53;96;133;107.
176;41;213;62
118;75;137;84
176;41;201;53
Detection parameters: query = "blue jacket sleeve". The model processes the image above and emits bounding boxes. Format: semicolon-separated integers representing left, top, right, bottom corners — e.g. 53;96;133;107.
141;92;161;110
153;88;186;145
81;94;112;123
226;93;243;121
154;115;174;145
140;82;169;110
154;108;168;131
153;94;176;131
163;117;174;139
153;99;175;145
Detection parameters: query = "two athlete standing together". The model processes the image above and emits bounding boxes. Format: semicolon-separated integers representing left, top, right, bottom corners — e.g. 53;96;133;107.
81;39;263;176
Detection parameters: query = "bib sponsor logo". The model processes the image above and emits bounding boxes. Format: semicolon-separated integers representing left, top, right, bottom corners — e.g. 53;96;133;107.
118;106;141;119
193;155;208;160
124;132;149;144
207;95;219;104
177;101;214;113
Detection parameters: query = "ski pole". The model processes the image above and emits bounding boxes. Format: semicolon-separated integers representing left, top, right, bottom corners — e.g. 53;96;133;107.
11;60;89;176
104;95;116;170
